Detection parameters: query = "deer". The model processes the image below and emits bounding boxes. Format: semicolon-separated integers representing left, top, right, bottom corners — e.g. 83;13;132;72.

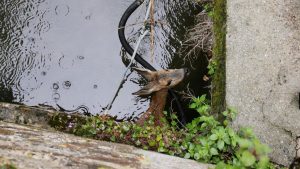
132;67;188;126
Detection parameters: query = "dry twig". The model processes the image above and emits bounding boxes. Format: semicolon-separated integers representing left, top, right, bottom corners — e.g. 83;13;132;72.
181;8;213;68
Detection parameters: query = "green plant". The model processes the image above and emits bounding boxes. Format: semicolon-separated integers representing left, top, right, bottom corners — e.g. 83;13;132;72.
50;94;275;169
183;96;272;168
0;159;17;169
207;59;217;76
204;3;214;18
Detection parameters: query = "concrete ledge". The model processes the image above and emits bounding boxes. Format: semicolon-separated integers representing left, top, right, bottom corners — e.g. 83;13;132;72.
0;121;213;169
0;102;58;128
0;103;213;169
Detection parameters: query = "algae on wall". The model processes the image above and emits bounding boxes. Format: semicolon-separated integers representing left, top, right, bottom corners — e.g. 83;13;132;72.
211;0;226;114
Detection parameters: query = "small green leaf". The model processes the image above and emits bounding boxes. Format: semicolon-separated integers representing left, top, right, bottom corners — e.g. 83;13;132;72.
171;121;177;126
184;153;191;159
110;136;116;142
189;143;195;150
210;148;218;155
189;103;197;109
257;156;269;169
222;111;228;116
194;153;200;160
201;122;208;129
199;95;206;102
158;147;166;152
156;134;162;141
209;134;218;141
148;140;156;147
238;138;252;149
217;140;225;150
210;148;219;155
241;151;256;167
228;128;235;137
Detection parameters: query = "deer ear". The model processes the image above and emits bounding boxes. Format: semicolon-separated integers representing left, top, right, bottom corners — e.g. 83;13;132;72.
132;82;161;96
132;67;154;81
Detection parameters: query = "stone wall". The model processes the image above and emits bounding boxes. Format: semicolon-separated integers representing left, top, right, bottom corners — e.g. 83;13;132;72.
226;0;300;166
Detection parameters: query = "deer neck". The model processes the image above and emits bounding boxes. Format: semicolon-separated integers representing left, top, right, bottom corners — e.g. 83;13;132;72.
136;88;168;126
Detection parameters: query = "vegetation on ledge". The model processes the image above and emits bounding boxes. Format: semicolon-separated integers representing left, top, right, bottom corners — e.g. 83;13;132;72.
50;95;276;169
0;158;17;169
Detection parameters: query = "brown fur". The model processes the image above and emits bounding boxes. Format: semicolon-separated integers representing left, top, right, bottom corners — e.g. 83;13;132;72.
133;67;186;126
136;88;168;126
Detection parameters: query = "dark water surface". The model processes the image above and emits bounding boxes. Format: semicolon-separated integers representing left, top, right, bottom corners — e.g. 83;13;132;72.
0;0;209;120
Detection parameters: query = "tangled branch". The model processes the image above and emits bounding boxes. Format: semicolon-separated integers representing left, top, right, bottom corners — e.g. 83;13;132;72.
181;6;213;68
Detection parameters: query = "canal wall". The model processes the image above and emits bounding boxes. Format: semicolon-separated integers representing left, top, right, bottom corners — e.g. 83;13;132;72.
226;0;300;166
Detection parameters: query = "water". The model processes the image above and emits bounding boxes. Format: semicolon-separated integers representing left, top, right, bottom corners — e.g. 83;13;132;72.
0;0;210;120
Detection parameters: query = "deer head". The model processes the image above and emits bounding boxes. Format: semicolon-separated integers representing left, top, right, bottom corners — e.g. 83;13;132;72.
132;67;188;96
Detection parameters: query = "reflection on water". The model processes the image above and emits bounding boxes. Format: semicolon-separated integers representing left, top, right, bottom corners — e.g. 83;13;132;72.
0;0;209;120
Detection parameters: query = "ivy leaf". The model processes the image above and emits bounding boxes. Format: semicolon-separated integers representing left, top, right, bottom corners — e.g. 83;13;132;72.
241;151;256;167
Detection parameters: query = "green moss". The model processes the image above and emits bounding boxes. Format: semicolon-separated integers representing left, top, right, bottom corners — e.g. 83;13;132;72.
48;113;87;132
211;0;227;113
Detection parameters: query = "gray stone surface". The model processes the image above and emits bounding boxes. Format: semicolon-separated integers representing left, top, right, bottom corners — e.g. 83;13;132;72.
0;103;213;169
0;102;58;128
297;138;300;158
227;0;300;166
0;121;213;169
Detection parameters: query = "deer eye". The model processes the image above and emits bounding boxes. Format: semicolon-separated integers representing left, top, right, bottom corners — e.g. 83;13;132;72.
167;80;172;86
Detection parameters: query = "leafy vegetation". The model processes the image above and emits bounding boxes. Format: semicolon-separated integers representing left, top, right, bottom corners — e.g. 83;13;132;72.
0;159;17;169
50;95;276;169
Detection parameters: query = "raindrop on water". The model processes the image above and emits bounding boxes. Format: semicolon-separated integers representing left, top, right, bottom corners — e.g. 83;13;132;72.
41;71;47;76
52;92;60;101
77;55;85;60
52;83;59;90
63;80;71;89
